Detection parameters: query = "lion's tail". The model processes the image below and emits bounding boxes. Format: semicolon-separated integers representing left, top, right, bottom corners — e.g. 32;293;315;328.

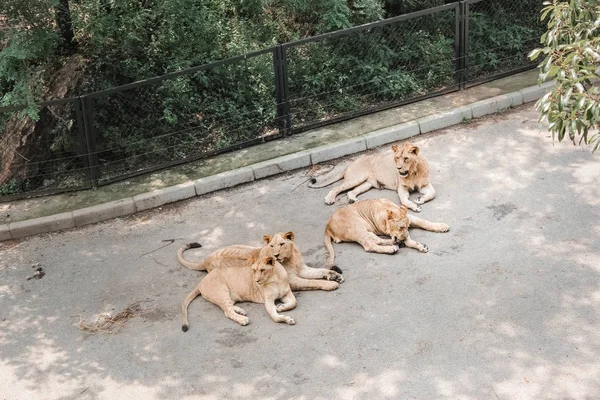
181;286;201;332
308;167;346;188
323;229;342;273
177;242;207;271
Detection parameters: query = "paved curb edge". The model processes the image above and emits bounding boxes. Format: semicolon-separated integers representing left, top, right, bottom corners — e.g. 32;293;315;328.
1;81;555;241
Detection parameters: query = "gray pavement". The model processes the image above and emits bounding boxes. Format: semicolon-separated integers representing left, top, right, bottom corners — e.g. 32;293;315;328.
1;104;599;400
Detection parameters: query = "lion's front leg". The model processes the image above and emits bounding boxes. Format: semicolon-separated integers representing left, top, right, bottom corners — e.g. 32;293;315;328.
219;300;250;326
403;234;428;253
276;291;297;312
297;263;344;283
264;295;296;325
408;214;449;232
357;233;400;254
414;182;436;205
368;232;396;246
397;186;422;212
289;275;339;291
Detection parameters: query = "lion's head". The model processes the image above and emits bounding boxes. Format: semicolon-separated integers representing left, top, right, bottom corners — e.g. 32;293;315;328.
262;231;295;262
249;247;278;285
384;205;410;243
392;142;420;178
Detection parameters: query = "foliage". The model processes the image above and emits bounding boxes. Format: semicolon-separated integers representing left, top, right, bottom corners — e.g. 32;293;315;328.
0;0;60;118
529;0;600;152
0;178;30;195
467;0;543;81
1;0;546;194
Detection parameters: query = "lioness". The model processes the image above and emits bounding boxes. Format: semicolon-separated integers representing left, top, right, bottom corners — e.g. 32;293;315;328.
178;231;344;291
181;247;296;330
309;142;435;212
323;198;449;269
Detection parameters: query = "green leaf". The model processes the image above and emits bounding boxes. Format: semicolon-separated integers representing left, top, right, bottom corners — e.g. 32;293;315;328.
529;48;544;60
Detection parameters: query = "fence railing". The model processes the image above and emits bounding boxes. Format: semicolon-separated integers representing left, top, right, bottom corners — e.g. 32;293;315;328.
0;0;545;201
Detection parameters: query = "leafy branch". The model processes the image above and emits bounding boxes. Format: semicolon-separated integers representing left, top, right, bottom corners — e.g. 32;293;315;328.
529;0;600;152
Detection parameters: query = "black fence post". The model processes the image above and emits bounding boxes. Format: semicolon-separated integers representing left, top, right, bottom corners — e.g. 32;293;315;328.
461;0;470;89
455;1;463;90
273;45;291;136
80;95;101;186
74;97;93;189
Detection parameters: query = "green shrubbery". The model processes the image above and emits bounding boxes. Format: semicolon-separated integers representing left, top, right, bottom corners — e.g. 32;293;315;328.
0;0;545;192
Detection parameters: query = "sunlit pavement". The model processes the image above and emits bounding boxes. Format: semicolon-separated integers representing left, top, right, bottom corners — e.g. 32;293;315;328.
1;103;599;400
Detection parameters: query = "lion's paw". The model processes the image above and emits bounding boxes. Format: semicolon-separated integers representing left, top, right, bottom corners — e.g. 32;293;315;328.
413;196;425;205
324;195;336;205
323;281;340;291
284;316;296;325
233;306;247;315
420;244;429;253
327;271;345;283
437;223;450;232
238;316;250;326
276;304;287;312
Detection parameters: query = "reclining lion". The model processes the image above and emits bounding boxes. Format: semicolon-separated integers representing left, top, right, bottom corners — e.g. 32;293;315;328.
178;231;343;291
323;198;449;269
181;246;296;330
309;142;435;212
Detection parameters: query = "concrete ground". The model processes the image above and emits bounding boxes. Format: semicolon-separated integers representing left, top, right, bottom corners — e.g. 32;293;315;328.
1;103;599;400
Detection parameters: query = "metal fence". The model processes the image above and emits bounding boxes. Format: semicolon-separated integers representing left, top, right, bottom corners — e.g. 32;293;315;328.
462;0;545;87
0;0;546;201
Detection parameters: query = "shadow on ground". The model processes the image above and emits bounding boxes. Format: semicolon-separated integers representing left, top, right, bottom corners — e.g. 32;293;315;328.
0;104;598;400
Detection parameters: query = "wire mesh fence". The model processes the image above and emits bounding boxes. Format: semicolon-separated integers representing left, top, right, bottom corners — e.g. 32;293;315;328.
463;0;546;86
0;100;91;200
1;0;546;201
284;3;459;132
85;49;279;185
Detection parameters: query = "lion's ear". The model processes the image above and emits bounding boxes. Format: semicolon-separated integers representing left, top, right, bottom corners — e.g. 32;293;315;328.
391;144;400;153
264;257;275;266
262;235;272;244
409;145;419;155
386;210;395;219
283;231;295;241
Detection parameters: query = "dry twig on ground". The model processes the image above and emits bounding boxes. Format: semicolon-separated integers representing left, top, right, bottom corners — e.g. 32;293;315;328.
76;301;153;333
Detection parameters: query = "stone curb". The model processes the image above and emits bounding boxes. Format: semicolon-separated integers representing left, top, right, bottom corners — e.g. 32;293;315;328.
0;81;556;242
419;106;473;133
309;136;368;165
252;151;312;180
194;167;255;196
8;212;74;240
0;224;11;241
364;120;420;149
134;181;196;212
520;80;555;103
73;198;137;227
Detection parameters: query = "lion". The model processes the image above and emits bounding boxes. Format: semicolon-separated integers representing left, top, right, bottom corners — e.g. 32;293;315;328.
181;246;296;330
309;142;435;212
177;231;344;291
323;198;449;269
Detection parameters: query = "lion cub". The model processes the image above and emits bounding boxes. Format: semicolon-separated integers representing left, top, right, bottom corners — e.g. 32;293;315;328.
309;142;435;212
181;247;296;330
177;231;343;291
323;198;449;269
